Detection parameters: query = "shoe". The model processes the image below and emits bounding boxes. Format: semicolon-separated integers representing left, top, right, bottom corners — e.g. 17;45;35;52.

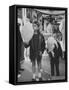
32;78;36;81
39;77;42;81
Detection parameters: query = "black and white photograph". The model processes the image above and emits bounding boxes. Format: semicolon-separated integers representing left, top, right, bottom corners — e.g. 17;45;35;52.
9;5;67;85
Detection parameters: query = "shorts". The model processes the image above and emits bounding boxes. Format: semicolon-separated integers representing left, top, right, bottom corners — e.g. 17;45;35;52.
31;55;42;66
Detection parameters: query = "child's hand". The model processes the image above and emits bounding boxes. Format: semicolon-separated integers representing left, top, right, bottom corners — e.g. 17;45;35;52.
51;51;54;57
24;41;29;45
26;42;29;45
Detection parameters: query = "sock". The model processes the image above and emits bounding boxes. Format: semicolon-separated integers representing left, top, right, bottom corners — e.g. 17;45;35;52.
32;73;36;79
40;69;43;72
38;72;41;78
36;78;39;81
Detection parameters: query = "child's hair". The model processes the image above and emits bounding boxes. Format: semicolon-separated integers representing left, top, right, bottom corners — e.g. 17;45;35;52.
53;31;62;41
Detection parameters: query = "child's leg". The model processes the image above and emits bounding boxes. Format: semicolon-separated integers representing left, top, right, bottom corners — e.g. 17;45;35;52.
37;57;42;78
40;61;43;72
32;59;36;79
55;57;60;76
50;58;54;76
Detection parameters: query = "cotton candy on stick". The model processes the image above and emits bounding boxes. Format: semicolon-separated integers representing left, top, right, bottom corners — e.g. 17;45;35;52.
47;36;58;52
21;22;34;43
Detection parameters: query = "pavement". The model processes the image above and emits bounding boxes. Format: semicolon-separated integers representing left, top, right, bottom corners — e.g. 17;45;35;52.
18;54;65;82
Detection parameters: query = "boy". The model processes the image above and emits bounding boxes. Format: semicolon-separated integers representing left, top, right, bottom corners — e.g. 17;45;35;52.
24;21;45;81
47;32;62;76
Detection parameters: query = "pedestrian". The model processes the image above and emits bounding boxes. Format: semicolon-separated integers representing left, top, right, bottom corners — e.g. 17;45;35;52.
24;21;45;81
17;22;25;79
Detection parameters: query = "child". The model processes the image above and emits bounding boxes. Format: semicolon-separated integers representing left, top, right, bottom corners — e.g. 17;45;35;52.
24;21;45;81
47;32;62;76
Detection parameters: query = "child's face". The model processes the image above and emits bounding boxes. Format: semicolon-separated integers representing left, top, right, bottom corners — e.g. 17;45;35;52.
33;24;39;31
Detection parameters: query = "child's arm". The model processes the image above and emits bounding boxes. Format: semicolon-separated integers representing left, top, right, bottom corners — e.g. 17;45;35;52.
41;35;46;54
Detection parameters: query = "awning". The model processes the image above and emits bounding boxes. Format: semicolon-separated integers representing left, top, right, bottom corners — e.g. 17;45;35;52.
34;9;65;15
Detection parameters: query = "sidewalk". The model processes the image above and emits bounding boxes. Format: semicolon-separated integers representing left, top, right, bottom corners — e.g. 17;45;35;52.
18;55;65;82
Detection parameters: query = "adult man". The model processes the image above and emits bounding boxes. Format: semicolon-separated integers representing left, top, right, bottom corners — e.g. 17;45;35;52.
24;21;45;81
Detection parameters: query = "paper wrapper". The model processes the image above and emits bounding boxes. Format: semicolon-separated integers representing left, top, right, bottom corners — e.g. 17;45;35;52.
21;22;34;43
